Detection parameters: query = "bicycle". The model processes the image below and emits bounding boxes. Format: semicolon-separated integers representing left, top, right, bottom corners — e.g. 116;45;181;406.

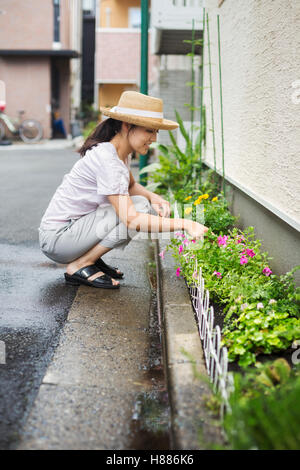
0;108;43;143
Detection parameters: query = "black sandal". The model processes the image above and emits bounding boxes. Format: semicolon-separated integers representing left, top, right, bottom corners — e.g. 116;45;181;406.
64;265;120;289
94;257;124;279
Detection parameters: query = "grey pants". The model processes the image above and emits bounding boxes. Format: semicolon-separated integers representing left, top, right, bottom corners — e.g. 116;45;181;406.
39;195;153;264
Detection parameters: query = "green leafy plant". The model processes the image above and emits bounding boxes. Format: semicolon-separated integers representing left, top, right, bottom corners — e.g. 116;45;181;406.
82;120;99;139
141;110;208;199
168;227;300;367
224;362;300;449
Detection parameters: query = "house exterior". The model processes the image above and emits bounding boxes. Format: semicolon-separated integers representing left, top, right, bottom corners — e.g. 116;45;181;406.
95;0;157;112
202;0;300;280
95;0;204;146
150;0;204;146
0;0;82;139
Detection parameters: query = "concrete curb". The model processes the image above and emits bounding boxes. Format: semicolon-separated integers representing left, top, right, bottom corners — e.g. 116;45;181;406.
155;238;224;450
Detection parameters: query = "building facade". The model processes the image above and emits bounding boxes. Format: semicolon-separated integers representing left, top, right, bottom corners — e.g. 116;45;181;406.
150;0;203;146
0;0;82;139
95;0;157;112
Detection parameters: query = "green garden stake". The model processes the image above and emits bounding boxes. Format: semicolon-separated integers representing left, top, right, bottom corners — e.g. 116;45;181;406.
217;15;226;197
198;7;206;187
206;12;217;176
191;19;195;147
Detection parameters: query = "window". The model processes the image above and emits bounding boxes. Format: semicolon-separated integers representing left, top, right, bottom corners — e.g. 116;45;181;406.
53;0;60;42
128;7;141;29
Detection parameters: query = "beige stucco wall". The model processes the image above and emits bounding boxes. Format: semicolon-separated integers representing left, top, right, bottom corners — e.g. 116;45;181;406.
203;0;300;226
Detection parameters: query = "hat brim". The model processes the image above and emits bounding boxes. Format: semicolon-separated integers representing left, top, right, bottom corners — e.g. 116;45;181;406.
100;107;179;130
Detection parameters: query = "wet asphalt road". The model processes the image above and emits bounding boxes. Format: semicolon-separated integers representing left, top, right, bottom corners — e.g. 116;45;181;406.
0;147;80;449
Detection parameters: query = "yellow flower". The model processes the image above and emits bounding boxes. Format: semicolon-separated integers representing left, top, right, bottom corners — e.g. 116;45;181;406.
194;199;202;205
202;194;209;200
212;197;218;202
184;207;193;215
184;195;192;201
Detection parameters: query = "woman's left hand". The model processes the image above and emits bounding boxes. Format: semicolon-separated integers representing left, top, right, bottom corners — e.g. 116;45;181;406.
150;194;171;217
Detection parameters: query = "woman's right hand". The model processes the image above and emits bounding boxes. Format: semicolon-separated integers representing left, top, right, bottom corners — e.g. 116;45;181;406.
185;220;209;240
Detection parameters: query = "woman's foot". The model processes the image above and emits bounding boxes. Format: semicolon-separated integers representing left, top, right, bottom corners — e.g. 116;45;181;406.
66;261;120;287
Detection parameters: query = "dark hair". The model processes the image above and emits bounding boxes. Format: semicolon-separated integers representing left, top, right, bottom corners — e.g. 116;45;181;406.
78;118;136;157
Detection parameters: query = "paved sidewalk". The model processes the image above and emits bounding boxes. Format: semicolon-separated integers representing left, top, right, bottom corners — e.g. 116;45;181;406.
0;137;83;151
17;236;224;450
17;238;155;450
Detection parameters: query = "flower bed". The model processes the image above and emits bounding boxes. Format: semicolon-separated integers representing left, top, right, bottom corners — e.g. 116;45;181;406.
164;195;300;368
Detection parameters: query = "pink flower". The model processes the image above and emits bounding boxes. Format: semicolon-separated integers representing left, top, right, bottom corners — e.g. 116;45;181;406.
175;232;185;238
183;239;190;246
159;250;165;260
178;245;184;254
240;255;248;265
176;267;181;277
262;267;272;276
236;235;245;244
246;249;256;258
217;235;228;247
257;302;264;310
213;271;222;279
192;270;199;280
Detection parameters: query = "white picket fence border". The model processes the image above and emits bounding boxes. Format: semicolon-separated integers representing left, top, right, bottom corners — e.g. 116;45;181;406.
187;265;234;415
173;202;234;414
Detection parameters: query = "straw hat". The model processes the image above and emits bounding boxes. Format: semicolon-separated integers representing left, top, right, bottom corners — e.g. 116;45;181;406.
100;91;179;130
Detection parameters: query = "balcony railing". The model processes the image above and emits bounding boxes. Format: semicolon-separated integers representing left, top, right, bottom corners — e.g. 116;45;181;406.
151;0;203;30
151;0;203;55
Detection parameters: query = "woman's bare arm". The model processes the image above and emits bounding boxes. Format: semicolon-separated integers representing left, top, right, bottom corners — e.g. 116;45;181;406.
128;171;171;217
108;194;208;239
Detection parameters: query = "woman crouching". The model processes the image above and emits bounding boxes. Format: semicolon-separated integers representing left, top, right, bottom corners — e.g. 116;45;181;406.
38;91;208;289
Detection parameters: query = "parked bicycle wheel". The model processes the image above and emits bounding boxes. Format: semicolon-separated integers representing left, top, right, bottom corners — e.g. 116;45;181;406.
0;120;5;141
19;119;43;143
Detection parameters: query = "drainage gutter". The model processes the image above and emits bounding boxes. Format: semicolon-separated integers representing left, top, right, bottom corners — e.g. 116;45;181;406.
155;238;224;450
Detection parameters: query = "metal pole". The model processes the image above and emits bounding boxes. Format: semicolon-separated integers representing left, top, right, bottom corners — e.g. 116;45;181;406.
139;0;149;186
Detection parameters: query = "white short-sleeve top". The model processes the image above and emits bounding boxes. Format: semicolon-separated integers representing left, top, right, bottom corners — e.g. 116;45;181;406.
39;142;131;229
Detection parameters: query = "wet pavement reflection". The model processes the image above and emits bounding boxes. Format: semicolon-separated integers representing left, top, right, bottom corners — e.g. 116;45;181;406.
0;147;79;449
0;243;77;449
